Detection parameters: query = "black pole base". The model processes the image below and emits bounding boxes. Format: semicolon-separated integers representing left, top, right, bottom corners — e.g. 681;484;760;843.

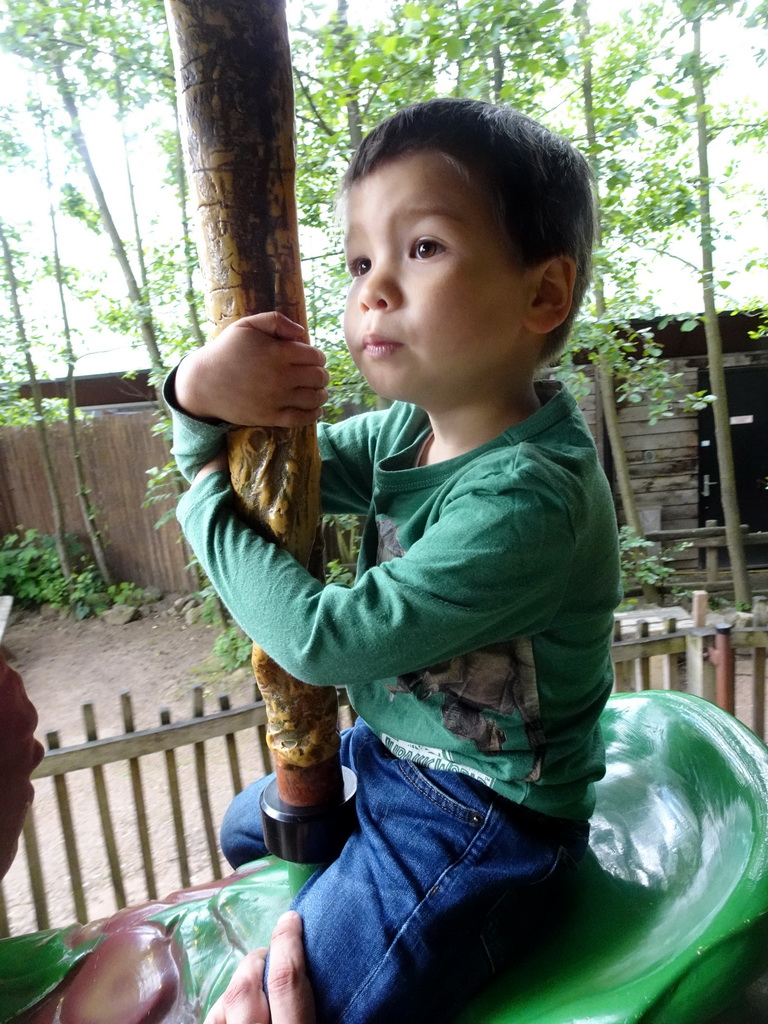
260;766;357;865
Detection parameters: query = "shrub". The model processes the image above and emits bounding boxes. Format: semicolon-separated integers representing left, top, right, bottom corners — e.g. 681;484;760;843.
107;581;145;607
619;526;691;593
0;529;76;608
0;529;146;620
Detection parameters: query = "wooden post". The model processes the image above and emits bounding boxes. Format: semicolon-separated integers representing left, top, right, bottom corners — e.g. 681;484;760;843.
686;628;716;704
635;620;651;691
165;0;343;811
691;590;709;628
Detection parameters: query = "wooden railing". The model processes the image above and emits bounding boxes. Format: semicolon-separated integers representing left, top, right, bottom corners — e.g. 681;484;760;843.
1;625;766;939
643;523;768;592
612;618;766;737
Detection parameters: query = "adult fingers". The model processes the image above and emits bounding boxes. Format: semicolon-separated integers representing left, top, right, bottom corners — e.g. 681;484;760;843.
203;948;271;1024
267;912;316;1024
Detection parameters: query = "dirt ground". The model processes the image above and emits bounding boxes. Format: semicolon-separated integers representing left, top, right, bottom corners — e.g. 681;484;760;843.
4;600;242;741
2;600;262;937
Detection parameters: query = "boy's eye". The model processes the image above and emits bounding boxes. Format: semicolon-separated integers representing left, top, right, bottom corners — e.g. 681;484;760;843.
348;257;371;277
413;239;441;260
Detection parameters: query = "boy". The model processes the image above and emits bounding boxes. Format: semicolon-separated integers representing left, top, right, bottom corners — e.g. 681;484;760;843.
168;97;621;1024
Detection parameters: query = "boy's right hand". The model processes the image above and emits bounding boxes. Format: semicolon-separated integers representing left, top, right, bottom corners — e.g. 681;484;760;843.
175;312;329;427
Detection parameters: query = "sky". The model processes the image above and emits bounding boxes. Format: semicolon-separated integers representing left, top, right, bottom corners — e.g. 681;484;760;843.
2;0;767;380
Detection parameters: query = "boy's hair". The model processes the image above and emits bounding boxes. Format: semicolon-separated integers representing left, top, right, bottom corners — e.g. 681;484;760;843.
340;97;596;364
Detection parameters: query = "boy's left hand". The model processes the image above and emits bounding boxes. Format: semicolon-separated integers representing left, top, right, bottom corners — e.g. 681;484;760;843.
193;450;229;486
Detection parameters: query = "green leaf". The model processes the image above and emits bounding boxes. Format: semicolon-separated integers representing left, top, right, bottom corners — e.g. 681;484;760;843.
377;33;400;55
445;36;464;61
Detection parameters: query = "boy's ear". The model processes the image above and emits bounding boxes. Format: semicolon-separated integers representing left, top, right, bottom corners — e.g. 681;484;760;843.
524;257;576;335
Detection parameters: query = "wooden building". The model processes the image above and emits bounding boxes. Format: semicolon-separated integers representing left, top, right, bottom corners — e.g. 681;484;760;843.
583;310;768;567
17;370;156;416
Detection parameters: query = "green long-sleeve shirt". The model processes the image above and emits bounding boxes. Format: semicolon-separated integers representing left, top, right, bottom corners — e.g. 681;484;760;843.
169;374;621;820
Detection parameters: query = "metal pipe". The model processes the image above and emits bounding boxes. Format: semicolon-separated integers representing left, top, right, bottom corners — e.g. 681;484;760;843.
711;624;735;715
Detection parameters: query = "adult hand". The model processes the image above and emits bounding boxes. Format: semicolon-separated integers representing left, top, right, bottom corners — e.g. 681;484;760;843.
0;653;44;879
203;910;316;1024
175;312;328;428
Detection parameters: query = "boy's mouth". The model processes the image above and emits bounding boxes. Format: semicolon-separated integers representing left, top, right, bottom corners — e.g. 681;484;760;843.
362;335;404;358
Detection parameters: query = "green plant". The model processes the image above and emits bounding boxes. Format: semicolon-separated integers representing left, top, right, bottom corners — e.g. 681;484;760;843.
669;586;693;606
107;581;145;606
144;459;184;530
619;527;691;594
188;580;231;627
213;625;253;672
0;528;150;619
66;567;109;620
325;558;355;587
0;529;76;607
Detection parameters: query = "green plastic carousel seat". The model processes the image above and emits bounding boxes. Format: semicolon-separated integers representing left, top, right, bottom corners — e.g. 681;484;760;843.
2;691;768;1023
454;691;768;1024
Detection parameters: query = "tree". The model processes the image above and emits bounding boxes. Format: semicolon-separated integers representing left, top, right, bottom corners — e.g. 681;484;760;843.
684;2;751;604
0;218;74;587
36;98;113;585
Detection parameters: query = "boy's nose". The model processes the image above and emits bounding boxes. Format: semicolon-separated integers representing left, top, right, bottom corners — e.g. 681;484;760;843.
358;267;401;312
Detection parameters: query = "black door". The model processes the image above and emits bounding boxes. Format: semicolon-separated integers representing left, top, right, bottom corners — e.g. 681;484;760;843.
698;366;768;568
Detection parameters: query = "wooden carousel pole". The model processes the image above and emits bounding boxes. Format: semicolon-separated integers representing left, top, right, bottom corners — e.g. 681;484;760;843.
165;0;354;872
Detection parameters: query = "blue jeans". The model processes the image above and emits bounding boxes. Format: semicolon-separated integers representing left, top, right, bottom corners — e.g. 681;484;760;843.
221;719;589;1024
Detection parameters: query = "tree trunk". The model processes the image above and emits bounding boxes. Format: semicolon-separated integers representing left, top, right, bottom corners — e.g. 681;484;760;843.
53;64;166;378
492;43;504;102
0;219;74;588
172;107;207;348
115;72;151;299
577;1;659;603
39;118;113;586
691;18;750;606
54;64;203;590
336;0;363;150
166;0;342;806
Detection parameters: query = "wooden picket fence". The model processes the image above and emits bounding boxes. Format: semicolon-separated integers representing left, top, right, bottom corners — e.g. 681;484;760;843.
1;622;766;939
612;618;767;736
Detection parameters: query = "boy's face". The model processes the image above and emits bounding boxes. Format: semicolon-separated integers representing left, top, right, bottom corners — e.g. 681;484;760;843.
343;151;544;422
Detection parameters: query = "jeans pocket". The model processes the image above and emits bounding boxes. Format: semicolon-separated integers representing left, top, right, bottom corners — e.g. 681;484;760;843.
480;844;574;974
528;842;577;886
396;759;489;826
